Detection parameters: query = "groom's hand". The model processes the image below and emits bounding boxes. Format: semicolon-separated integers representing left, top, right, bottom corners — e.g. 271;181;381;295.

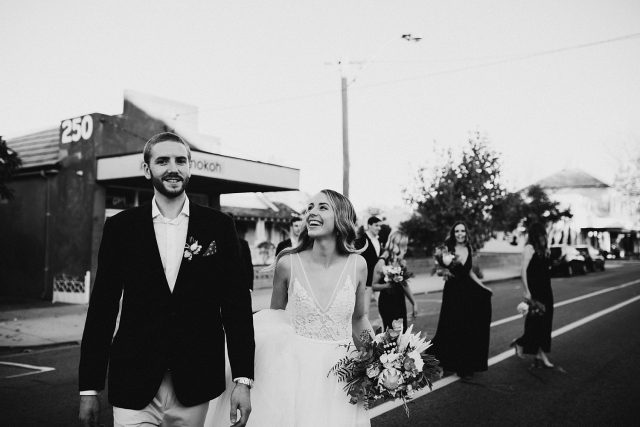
79;395;100;427
229;383;251;427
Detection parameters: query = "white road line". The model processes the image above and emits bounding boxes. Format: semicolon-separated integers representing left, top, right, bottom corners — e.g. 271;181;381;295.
371;293;640;419
0;361;56;379
490;278;640;328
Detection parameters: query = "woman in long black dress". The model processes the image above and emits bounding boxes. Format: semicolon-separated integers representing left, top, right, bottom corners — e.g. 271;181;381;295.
512;222;555;368
372;231;417;332
429;221;493;379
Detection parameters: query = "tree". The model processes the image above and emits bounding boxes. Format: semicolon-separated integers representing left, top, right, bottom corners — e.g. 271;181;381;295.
614;149;640;197
492;185;571;231
401;131;506;254
0;136;22;201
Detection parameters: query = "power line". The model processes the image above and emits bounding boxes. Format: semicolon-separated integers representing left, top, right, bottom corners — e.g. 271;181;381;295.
356;31;640;91
176;32;640;118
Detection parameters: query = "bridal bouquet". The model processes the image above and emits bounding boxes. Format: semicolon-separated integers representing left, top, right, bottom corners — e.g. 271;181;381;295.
516;299;546;317
433;245;459;278
329;320;441;416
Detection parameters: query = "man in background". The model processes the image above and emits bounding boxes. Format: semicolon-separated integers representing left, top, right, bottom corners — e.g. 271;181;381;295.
356;216;382;319
276;214;303;255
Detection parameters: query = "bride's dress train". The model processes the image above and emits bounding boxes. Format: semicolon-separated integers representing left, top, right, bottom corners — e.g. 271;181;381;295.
205;254;370;427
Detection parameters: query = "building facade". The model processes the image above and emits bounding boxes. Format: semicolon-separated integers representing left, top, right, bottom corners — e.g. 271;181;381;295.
0;92;299;301
533;169;640;257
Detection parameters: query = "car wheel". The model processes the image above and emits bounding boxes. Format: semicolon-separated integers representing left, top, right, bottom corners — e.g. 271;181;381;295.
567;264;573;277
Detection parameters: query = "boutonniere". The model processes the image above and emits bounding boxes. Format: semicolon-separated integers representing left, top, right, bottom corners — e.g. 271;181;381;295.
183;237;203;261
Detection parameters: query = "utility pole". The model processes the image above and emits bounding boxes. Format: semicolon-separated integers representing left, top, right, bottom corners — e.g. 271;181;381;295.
341;75;350;198
333;33;421;199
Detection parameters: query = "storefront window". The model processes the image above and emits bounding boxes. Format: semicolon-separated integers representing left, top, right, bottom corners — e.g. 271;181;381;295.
106;188;137;210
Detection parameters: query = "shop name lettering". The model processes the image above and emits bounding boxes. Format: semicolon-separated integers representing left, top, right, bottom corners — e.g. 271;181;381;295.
139;159;222;174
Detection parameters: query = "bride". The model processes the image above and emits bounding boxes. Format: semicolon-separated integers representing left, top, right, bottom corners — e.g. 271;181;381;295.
206;189;373;427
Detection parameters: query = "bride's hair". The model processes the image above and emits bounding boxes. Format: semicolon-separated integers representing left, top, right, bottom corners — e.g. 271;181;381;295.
269;189;361;269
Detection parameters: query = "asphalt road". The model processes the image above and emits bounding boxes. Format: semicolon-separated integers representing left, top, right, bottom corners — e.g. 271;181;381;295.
1;262;638;427
372;262;640;427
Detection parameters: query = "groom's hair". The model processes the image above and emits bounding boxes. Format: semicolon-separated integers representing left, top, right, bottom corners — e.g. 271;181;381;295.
143;132;192;164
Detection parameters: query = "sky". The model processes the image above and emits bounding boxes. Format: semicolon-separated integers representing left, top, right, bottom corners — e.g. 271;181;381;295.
1;0;639;213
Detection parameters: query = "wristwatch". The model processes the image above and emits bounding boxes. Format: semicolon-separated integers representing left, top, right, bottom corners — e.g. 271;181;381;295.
233;377;254;388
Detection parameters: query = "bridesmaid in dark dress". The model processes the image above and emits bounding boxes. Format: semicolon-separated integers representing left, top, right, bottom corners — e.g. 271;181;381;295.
512;222;555;368
372;231;417;332
429;221;493;379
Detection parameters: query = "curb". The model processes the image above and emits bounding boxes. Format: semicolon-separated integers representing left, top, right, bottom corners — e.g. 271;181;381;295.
0;340;81;354
417;274;520;295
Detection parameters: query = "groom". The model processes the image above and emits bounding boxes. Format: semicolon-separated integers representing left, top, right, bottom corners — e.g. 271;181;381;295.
79;132;255;427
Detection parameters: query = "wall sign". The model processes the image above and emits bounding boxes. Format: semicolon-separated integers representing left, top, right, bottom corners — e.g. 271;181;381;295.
60;115;93;144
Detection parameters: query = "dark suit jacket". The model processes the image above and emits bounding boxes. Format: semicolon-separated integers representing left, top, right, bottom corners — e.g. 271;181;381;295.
79;202;255;409
356;234;380;288
238;238;254;291
275;238;292;256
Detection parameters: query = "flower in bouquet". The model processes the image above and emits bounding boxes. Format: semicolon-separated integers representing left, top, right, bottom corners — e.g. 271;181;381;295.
516;301;529;316
329;320;441;417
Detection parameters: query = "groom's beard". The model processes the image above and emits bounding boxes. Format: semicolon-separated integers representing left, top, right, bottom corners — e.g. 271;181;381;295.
151;171;190;198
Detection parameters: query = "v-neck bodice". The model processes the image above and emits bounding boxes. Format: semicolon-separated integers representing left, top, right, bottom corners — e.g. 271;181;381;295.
287;253;357;342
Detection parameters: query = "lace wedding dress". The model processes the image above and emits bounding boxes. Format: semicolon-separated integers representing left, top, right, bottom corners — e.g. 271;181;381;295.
205;253;370;427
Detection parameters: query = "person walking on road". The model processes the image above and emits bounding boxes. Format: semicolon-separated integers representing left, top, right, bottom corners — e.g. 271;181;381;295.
428;221;493;380
372;231;417;332
206;189;373;426
512;222;555;368
78;132;255;427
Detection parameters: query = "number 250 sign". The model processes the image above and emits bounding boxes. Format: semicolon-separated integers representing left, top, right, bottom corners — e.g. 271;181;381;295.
61;115;93;144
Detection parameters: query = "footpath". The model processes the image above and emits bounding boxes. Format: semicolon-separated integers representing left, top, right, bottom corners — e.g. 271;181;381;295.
0;267;520;349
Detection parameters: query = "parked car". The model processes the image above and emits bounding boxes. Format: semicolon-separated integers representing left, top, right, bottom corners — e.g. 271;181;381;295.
574;245;606;272
550;245;586;277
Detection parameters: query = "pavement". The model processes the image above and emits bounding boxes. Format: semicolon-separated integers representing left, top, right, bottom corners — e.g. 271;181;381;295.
0;267;521;349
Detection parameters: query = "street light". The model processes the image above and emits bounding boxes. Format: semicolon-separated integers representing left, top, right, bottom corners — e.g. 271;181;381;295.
337;33;422;198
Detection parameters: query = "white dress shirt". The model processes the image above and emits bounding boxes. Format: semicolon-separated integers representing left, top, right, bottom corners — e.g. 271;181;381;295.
152;196;190;292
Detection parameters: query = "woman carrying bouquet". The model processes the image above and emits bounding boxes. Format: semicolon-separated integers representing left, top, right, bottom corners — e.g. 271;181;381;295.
512;222;555;368
372;231;417;332
428;221;493;380
206;189;372;427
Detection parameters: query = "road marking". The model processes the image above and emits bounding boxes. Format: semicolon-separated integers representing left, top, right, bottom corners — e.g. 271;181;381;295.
0;361;55;379
490;278;640;327
371;292;640;419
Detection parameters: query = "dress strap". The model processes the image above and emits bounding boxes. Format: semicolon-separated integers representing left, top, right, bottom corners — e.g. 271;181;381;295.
289;253;294;289
352;253;357;287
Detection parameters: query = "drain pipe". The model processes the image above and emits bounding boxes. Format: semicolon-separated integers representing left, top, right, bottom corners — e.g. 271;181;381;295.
39;169;57;299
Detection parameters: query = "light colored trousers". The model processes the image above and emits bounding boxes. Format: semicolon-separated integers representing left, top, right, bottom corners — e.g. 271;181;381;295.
113;372;209;427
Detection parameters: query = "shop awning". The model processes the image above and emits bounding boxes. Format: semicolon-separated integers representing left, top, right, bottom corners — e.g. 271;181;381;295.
96;150;299;194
